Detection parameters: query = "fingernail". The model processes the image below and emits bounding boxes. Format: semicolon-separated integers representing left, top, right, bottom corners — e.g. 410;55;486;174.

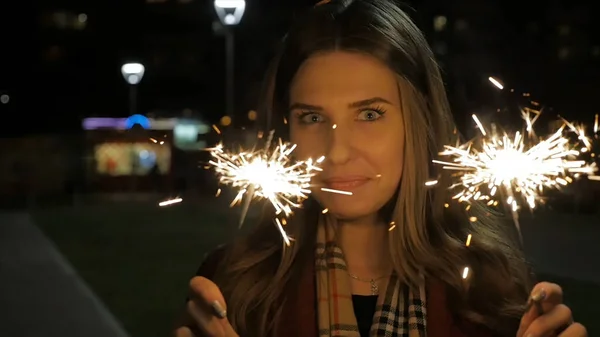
211;300;227;319
531;288;546;302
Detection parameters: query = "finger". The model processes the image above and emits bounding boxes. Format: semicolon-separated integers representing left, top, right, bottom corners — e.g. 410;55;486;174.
559;322;588;336
531;282;564;313
524;304;572;337
173;326;196;337
518;282;564;336
189;277;228;318
187;299;228;337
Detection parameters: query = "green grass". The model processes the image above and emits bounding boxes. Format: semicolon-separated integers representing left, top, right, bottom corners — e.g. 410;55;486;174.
34;201;238;337
33;203;600;337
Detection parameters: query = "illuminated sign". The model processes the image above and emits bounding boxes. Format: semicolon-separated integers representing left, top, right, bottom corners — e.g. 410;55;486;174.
124;114;151;129
82;116;211;134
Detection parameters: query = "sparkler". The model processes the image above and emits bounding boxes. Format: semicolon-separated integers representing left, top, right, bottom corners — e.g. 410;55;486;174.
432;87;597;239
159;197;182;207
208;130;350;234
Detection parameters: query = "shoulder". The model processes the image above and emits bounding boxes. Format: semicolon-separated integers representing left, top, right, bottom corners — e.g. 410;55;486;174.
195;244;229;279
426;278;506;337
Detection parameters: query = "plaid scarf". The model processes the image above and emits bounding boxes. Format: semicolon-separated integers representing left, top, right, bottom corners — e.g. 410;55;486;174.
315;216;428;337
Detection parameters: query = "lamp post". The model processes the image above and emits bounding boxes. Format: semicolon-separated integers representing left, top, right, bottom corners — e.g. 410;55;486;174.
214;0;245;118
121;62;145;115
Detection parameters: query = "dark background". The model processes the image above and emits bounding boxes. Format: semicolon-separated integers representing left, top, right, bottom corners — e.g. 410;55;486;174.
1;0;598;135
0;1;599;337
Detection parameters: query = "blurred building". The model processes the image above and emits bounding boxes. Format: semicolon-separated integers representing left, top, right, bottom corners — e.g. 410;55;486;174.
82;114;216;193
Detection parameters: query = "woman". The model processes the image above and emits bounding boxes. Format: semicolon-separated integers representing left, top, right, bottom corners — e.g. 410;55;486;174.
174;0;587;336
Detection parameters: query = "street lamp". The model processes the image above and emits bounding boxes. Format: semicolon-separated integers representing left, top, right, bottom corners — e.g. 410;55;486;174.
121;62;145;115
214;0;245;118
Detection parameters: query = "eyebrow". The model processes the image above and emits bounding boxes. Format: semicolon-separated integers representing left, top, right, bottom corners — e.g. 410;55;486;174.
288;97;392;111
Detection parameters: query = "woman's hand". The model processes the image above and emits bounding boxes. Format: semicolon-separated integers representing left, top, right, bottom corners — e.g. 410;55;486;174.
173;276;239;337
517;282;587;337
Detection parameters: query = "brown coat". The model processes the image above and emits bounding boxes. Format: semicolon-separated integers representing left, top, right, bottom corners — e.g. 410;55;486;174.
196;248;496;337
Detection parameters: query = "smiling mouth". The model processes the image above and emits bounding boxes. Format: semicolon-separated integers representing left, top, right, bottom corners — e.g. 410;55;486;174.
323;178;370;191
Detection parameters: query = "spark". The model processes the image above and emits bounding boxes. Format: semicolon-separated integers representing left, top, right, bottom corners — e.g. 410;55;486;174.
488;76;504;90
434;111;596;238
425;180;438;186
274;218;291;246
149;137;165;145
208;131;351;238
159;198;182;207
462;267;470;279
320;187;353;195
209;139;321;222
388;221;396;231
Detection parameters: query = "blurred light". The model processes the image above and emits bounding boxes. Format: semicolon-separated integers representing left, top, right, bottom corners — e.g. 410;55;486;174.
558;25;570;36
224;14;236;25
125;114;151;129
83;117;211;132
455;19;468;31
52;12;68;29
139;150;157;169
214;0;244;8
159;198;182;207
433;16;447;32
220;116;232;126
247;110;257;121
558;47;570;60
214;0;245;26
174;124;198;142
433;42;447;55
121;63;145;85
78;13;87;22
0;94;9;104
488;77;504;90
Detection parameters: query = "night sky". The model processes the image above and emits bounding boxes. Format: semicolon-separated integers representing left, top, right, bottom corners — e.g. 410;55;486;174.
1;0;598;136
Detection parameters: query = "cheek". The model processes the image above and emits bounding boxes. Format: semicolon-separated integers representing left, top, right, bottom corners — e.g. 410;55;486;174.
370;131;405;182
290;125;326;160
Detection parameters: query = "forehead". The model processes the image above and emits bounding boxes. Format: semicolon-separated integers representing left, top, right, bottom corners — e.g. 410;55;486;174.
290;51;400;104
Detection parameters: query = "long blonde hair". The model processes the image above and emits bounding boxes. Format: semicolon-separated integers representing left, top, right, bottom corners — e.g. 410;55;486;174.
214;1;532;336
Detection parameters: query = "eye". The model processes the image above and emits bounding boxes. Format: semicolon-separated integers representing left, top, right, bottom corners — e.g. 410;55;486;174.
298;112;325;124
357;108;385;121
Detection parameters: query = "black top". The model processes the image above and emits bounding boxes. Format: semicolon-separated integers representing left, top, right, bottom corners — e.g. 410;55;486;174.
352;295;378;337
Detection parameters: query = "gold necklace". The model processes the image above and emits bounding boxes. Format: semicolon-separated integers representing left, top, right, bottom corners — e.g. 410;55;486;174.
348;273;389;295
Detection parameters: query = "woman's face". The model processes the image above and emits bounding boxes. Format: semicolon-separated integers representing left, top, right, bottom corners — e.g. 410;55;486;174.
289;51;405;220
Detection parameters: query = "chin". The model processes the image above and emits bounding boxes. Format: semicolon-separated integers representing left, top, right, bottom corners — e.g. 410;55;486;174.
318;198;377;221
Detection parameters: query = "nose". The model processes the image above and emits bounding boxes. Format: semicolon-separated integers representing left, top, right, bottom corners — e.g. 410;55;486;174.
326;123;353;165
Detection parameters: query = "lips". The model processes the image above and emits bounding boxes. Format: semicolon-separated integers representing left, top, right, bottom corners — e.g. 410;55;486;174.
322;176;370;190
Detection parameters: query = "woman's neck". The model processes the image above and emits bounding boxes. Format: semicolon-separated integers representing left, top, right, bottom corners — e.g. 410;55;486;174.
336;217;392;277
